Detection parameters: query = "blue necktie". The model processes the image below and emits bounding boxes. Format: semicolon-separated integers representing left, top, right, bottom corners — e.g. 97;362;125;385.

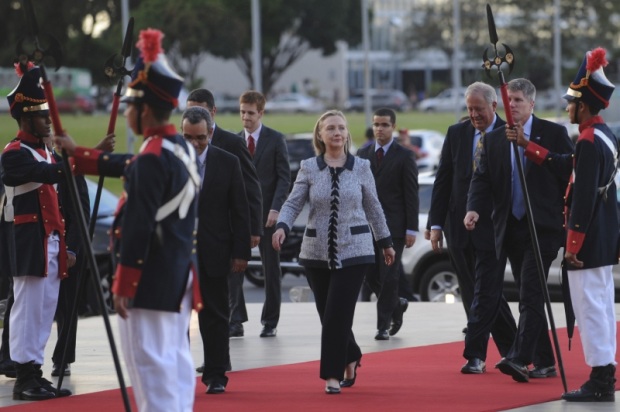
512;146;525;219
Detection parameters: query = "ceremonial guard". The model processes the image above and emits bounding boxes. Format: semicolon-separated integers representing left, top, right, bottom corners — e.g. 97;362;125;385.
0;63;73;401
517;48;618;402
56;29;202;412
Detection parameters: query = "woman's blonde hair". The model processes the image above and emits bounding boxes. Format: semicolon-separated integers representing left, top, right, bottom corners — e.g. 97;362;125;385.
312;110;352;155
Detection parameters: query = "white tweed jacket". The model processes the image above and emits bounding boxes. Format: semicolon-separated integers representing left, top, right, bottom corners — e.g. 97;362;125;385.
276;154;392;270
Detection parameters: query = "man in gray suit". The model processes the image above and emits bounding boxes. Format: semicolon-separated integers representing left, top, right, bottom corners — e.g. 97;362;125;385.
231;90;290;337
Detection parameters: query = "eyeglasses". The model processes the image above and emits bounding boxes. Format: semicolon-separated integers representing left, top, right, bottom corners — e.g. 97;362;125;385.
184;135;209;142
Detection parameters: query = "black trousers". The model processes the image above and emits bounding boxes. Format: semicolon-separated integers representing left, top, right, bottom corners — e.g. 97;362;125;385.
228;271;248;325
52;259;81;365
503;216;559;366
364;238;406;330
305;264;367;380
447;242;476;317
229;226;282;328
463;247;517;361
258;226;282;328
198;275;230;386
0;282;13;363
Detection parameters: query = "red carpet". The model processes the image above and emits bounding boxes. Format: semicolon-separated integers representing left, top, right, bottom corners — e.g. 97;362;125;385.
3;326;616;412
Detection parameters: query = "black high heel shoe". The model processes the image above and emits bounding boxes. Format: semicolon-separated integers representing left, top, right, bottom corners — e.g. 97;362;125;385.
325;378;341;394
325;385;341;394
340;358;362;388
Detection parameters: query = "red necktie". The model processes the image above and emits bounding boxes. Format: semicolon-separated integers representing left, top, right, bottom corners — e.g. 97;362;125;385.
248;135;255;157
376;147;384;166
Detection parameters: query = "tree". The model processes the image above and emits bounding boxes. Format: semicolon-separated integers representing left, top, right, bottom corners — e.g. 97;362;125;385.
0;0;128;86
401;0;620;91
130;0;362;96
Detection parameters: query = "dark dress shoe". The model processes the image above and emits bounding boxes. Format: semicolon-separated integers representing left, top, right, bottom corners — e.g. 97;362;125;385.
325;385;341;394
0;360;17;378
562;384;615;402
196;363;205;373
51;363;71;377
340;359;362;388
229;323;244;337
37;375;72;397
562;365;616;402
389;298;409;336
496;357;529;382
13;386;56;401
529;365;557;378
375;330;389;340
260;326;277;338
461;358;486;374
206;382;226;394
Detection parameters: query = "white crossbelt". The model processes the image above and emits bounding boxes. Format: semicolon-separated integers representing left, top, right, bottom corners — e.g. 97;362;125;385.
2;144;54;222
138;137;200;221
593;129;619;197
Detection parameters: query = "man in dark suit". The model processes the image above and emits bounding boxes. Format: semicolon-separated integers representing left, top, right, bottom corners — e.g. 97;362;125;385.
513;49;618;401
186;89;263;339
357;107;418;340
235;90;290;338
428;82;516;374
465;78;573;382
181;106;251;394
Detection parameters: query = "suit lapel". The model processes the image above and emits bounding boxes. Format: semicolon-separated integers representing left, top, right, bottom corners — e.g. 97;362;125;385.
465;123;476;176
525;116;543;174
253;128;269;164
201;147;217;194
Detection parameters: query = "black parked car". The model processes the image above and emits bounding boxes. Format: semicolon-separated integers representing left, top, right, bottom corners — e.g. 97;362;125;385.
80;178;117;316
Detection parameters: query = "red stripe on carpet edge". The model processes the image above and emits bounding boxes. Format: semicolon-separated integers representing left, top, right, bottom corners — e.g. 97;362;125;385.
2;325;617;412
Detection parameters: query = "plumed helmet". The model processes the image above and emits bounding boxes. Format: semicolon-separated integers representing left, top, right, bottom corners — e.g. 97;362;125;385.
122;28;184;111
563;47;615;111
7;62;49;120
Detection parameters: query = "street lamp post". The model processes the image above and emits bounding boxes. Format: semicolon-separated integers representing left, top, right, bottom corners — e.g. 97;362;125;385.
451;0;462;121
362;0;372;126
252;0;262;93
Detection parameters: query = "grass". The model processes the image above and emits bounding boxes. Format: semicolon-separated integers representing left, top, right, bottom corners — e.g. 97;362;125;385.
0;109;556;195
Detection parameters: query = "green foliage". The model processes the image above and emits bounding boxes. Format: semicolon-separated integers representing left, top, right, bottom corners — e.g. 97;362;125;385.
128;0;362;95
402;0;620;89
0;0;120;86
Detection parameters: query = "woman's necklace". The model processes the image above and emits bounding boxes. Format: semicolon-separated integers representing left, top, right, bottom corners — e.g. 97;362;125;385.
324;153;346;167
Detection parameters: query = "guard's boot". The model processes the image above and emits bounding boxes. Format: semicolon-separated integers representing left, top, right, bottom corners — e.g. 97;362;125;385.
562;364;616;402
34;364;71;398
12;361;55;401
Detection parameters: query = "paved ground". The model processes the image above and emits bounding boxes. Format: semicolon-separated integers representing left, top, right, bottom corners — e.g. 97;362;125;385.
0;280;617;411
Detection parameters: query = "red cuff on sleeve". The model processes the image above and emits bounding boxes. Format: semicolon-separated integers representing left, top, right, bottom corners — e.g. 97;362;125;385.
112;264;142;298
73;146;103;175
190;264;204;312
524;142;549;166
566;230;586;255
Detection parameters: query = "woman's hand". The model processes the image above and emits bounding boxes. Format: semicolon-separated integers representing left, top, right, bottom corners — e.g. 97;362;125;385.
272;228;286;251
383;247;396;266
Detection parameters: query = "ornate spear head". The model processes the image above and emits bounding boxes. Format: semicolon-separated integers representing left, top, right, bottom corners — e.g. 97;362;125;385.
16;0;63;71
104;17;135;83
482;4;514;78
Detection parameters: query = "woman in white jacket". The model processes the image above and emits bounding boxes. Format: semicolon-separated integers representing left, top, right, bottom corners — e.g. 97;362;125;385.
273;110;395;394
